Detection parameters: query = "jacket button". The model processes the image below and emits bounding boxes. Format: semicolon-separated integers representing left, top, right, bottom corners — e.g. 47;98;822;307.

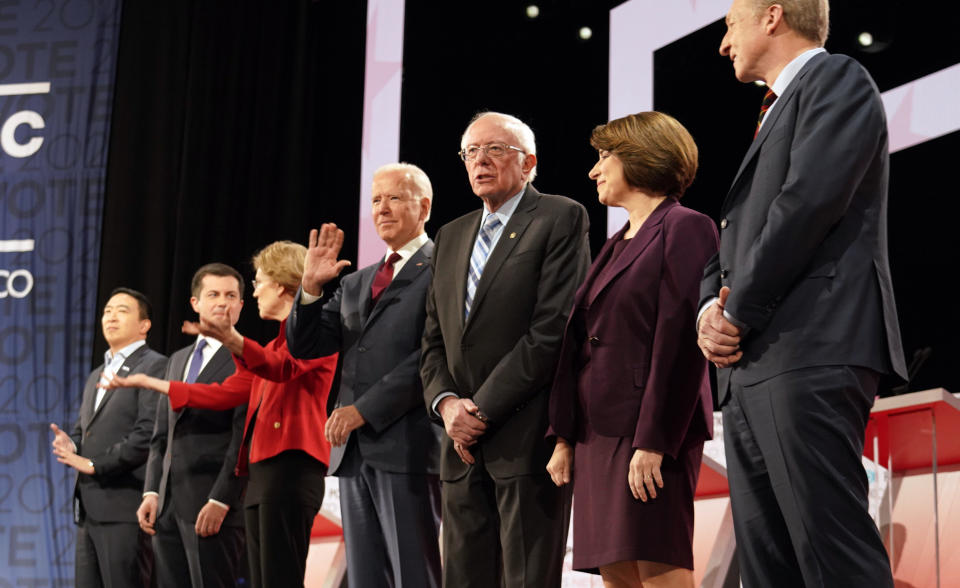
720;218;728;229
273;421;280;429
588;336;600;345
720;269;729;279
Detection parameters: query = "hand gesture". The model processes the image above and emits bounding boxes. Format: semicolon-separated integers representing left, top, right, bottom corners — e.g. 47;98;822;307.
438;397;487;465
324;405;366;447
302;225;352;296
195;501;228;537
546;438;573;487
137;495;159;535
697;286;743;368
49;423;76;455
628;448;664;502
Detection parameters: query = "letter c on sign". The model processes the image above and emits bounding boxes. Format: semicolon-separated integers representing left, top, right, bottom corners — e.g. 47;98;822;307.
1;111;45;158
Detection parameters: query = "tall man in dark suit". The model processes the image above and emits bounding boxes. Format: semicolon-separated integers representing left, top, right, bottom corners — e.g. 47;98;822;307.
50;287;167;588
697;1;907;586
420;112;591;587
286;163;443;587
139;263;247;588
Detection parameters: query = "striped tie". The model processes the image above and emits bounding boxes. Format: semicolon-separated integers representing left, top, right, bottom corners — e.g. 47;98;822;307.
465;214;502;318
755;88;777;139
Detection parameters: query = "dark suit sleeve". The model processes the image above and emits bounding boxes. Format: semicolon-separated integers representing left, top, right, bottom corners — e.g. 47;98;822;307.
208;403;246;505
143;396;168;493
726;58;886;333
634;211;718;458
354;346;423;433
286;287;343;359
421;226;461;410
473;202;591;424
90;353;166;479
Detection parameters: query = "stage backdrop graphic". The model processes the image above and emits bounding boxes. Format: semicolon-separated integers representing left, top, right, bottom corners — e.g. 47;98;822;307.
0;0;122;584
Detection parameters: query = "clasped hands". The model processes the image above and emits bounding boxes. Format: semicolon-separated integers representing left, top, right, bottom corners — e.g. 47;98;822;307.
438;397;487;465
697;286;743;368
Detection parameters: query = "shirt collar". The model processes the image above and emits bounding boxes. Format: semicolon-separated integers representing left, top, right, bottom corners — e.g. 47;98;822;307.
105;339;147;365
195;334;222;354
770;47;826;98
483;186;525;225
383;231;429;263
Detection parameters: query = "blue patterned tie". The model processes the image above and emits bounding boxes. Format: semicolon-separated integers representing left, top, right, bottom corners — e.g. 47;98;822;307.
465;214;502;318
185;339;207;383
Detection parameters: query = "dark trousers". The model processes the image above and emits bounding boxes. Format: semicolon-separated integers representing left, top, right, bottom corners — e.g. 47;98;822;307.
75;520;152;588
722;365;894;588
338;442;442;588
153;494;245;588
441;452;572;588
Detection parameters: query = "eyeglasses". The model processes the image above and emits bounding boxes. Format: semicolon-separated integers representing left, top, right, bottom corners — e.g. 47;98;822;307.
458;142;525;162
251;279;268;290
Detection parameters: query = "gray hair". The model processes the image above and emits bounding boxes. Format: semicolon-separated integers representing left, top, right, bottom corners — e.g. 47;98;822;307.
374;162;434;221
461;111;538;184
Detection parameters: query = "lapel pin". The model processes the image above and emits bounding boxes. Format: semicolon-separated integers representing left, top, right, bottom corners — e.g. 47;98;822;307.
121;366;130;372
509;232;516;239
416;262;423;266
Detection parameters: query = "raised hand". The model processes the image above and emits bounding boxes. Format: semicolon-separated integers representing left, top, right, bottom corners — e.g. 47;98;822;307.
302;224;352;296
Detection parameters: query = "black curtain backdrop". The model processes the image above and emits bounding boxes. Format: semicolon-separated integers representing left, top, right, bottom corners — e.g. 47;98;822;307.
98;0;366;358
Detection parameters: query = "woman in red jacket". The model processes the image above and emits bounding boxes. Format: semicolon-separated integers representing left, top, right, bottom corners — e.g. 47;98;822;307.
113;241;337;588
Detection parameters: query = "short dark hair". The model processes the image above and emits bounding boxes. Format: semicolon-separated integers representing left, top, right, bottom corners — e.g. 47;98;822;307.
108;287;153;320
190;263;245;299
590;111;699;199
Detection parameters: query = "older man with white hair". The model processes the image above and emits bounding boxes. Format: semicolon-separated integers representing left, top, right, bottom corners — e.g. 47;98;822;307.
420;112;591;587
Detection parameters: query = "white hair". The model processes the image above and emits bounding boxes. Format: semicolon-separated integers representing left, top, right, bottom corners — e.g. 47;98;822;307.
461;111;538;184
373;162;434;221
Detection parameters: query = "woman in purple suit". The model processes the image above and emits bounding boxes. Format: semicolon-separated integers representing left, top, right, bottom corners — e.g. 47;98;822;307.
547;112;718;587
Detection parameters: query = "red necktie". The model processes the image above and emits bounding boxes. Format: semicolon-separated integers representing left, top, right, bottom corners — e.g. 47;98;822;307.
371;252;402;304
755;88;778;139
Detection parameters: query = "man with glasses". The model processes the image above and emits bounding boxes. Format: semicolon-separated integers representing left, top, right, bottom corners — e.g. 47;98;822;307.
287;164;443;587
420;112;591;587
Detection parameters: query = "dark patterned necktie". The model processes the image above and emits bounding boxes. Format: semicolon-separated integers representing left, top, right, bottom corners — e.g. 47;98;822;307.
755;88;778;139
371;252;402;304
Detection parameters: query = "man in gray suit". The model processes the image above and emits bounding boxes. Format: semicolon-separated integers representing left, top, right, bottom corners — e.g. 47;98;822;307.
139;263;247;588
697;1;906;586
420;112;590;587
286;163;443;587
51;287;167;588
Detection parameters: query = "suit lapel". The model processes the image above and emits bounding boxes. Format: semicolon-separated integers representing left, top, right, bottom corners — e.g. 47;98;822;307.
465;188;536;328
198;345;234;384
357;263;379;326
575;223;626;307
364;241;433;329
587;200;673;305
454;211;482;331
90;344;149;424
724;52;826;211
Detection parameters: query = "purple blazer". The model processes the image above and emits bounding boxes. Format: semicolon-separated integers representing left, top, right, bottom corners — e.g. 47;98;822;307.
548;199;718;459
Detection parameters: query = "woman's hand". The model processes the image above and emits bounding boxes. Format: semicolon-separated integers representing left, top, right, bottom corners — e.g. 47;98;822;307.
628;448;664;502
107;373;170;395
546;437;574;487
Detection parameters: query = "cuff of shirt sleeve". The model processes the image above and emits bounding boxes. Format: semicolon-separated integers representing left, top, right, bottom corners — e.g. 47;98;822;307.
697;297;718;331
431;391;459;417
142;491;159;498
207;498;230;510
301;290;323;305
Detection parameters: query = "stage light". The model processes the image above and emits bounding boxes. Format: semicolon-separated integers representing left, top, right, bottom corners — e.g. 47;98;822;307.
579;26;593;40
526;5;539;19
858;31;874;47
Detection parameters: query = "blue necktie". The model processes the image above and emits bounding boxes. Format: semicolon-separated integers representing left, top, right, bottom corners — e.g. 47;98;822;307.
465;214;502;318
185;339;207;383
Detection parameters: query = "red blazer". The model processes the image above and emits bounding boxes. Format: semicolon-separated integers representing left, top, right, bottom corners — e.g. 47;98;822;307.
549;199;718;459
168;319;337;474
